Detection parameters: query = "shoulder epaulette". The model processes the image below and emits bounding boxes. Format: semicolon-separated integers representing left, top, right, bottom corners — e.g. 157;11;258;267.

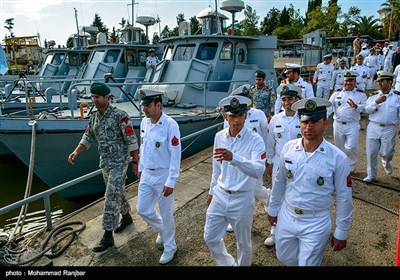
394;90;400;95
368;91;379;97
250;85;256;89
356;89;364;93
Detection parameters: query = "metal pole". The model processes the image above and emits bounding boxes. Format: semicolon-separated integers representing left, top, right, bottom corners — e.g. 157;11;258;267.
74;8;80;48
388;4;394;40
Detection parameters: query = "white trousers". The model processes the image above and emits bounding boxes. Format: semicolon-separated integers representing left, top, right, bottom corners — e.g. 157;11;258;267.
316;82;330;99
136;168;176;252
204;186;255;266
366;122;397;179
275;202;331;266
333;121;361;172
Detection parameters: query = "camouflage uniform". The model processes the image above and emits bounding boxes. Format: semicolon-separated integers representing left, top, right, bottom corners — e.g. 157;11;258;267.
80;105;138;231
250;82;276;118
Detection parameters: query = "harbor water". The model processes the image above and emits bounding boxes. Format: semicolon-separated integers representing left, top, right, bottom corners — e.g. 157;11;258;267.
0;154;101;237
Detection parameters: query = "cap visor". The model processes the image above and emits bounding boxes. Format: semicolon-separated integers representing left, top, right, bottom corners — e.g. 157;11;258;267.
299;112;325;121
140;99;153;106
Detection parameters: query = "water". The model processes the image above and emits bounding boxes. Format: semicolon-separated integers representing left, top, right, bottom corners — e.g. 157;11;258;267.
0;154;100;237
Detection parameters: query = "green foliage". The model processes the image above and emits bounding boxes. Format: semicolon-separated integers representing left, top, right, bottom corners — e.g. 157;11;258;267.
241;5;260;35
92;13;109;34
189;16;201;35
260;8;280;35
4;18;14;38
152;33;160;44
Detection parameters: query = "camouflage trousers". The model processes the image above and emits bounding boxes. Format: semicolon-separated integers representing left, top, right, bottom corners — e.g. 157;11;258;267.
101;162;131;231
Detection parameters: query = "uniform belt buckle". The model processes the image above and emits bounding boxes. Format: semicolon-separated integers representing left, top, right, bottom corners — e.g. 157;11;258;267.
294;208;303;215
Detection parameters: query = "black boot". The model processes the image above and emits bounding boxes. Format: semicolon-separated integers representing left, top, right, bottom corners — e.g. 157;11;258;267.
114;212;133;233
92;231;114;253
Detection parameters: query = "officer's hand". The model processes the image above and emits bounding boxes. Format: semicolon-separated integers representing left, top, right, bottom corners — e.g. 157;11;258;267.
131;163;139;176
376;95;387;104
207;194;213;206
163;186;174;197
67;152;78;165
266;164;273;177
214;148;232;162
330;235;347;251
347;98;357;109
267;215;277;226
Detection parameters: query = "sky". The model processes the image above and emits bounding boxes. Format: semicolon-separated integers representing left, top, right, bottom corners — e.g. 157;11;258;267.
0;0;386;47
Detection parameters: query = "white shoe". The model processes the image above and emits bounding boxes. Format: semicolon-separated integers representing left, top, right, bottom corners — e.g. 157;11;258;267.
159;248;177;265
384;163;393;175
363;176;375;183
156;233;163;245
264;234;275;246
226;223;234;232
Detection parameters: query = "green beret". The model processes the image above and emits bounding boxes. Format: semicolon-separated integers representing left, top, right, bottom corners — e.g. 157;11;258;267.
255;70;266;78
90;82;110;96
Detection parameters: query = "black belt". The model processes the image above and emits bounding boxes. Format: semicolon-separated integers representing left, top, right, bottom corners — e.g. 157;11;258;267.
219;186;243;194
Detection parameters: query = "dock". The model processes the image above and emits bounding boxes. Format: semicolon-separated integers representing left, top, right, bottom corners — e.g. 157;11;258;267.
5;114;400;267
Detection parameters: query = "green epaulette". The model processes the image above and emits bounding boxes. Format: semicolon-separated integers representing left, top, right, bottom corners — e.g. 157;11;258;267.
368;91;379;97
394;90;400;95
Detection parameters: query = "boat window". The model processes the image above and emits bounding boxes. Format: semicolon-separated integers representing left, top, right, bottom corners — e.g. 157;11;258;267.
105;49;120;63
126;49;137;66
91;50;105;63
138;51;147;66
173;44;195;61
44;54;54;65
196;43;218;60
220;42;233;60
67;53;80;66
52;53;64;65
164;46;173;60
238;48;245;63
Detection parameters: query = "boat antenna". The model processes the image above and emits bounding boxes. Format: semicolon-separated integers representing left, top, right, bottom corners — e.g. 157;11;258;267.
127;0;138;44
215;0;221;34
74;8;80;49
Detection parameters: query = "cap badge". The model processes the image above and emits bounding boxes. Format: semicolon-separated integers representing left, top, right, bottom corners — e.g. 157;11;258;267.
242;87;249;94
230;97;240;108
282;86;289;94
305;99;317;112
139;90;146;99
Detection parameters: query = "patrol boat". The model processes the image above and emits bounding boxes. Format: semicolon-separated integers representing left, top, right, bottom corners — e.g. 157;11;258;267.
0;3;277;199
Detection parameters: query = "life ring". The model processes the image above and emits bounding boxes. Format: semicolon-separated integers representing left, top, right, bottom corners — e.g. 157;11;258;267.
79;102;90;119
29;97;35;114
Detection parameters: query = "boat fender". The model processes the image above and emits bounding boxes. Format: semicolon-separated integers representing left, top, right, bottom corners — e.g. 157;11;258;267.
29;97;35;114
80;102;90;119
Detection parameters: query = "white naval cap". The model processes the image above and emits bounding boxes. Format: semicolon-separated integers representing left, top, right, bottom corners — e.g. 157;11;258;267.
284;63;302;73
291;97;331;121
343;71;359;80
138;89;163;106
230;84;251;96
376;71;395;81
218;95;251;115
323;53;332;59
276;84;302;98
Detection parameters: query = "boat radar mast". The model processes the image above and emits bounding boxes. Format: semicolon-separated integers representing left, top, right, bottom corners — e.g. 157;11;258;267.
136;16;156;43
220;0;244;35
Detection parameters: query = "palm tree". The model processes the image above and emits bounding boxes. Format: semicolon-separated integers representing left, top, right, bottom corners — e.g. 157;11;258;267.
353;16;382;39
378;0;400;40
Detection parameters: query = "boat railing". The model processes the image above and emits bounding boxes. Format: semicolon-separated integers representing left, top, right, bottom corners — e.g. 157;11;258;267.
0;122;223;232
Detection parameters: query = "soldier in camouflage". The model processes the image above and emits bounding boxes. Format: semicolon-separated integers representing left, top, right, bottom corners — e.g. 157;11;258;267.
250;70;276;122
68;82;139;253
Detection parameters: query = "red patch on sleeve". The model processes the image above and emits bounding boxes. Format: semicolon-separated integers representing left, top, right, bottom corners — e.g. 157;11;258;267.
171;136;179;146
346;174;352;187
122;117;129;124
84;125;90;133
261;152;266;159
125;126;134;136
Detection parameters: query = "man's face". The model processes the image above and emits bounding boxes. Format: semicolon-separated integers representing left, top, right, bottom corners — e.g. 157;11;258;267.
300;118;328;141
285;71;295;82
149;51;155;57
378;79;392;92
142;101;160;118
255;77;265;87
91;94;108;110
344;79;356;91
324;58;331;64
282;96;299;112
224;113;246;132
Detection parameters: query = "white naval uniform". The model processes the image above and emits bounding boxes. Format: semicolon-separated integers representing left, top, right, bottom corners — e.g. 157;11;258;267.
314;62;334;99
384;49;395;72
335;57;349;69
268;138;352;266
146;55;160;67
394;64;400;91
204;127;266;266
364;55;379;89
266;111;302;236
137;112;181;253
274;77;314;113
364;90;400;179
350;64;370;92
330;67;348;92
327;89;367;171
223;107;270;207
